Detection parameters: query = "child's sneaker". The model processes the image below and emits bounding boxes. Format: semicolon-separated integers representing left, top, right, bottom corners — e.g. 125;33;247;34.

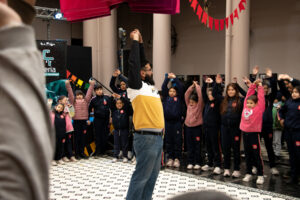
57;159;64;165
62;157;70;162
123;158;128;163
213;167;222;175
69;156;78;162
187;164;193;170
51;161;58;166
232;170;241;178
193;164;201;170
271;167;279;175
252;166;257;175
243;174;253;182
166;159;174;167
201;165;213;171
173;159;180;168
223;169;231;177
256;176;264;184
112;158;118;163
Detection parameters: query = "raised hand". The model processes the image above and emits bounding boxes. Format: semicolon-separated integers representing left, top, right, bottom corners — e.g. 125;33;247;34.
265;68;272;78
193;81;198;87
252;65;259;75
232;77;238;83
205;77;213;84
112;93;121;99
65;80;70;84
89;79;96;85
278;74;285;81
243;76;252;87
168;73;176;79
254;79;262;86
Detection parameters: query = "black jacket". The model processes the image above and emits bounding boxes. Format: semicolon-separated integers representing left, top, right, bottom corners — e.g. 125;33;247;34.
162;77;184;122
279;98;300;130
110;75;128;98
111;98;133;130
89;95;112;119
202;82;222;128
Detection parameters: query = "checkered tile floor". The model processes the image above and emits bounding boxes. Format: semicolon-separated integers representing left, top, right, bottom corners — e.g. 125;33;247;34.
49;157;296;200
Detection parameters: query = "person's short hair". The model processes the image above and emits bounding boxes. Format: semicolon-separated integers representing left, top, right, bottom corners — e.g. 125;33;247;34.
57;95;67;102
169;86;178;92
75;90;85;97
189;93;198;102
170;190;233;200
94;84;103;91
247;94;258;104
294;86;300;93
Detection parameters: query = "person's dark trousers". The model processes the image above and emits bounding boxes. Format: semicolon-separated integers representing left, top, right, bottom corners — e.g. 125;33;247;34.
243;132;264;176
126;133;163;200
114;129;129;158
63;132;74;158
260;128;276;168
73;120;87;156
55;133;65;160
285;129;300;181
221;125;241;170
165;120;182;160
94;117;109;155
185;125;202;165
204;126;222;167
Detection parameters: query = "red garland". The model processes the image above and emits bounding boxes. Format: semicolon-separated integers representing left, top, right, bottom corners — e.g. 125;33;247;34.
189;0;247;31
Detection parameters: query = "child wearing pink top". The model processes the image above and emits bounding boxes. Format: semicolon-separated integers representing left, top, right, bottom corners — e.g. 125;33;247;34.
240;80;266;185
184;81;204;170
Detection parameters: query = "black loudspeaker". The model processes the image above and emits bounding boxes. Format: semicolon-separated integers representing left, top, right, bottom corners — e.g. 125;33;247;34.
66;46;92;90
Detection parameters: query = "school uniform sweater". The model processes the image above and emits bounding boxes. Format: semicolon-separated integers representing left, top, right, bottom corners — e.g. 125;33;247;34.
184;84;204;127
279;98;300;130
89;95;111;119
240;84;265;133
66;81;94;120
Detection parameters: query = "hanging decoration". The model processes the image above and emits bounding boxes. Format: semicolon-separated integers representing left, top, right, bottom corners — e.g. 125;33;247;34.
188;0;247;31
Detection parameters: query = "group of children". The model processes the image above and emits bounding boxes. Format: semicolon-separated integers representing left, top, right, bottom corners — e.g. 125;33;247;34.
49;67;300;185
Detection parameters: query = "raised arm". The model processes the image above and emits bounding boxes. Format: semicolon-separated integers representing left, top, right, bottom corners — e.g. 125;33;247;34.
110;75;119;93
85;80;95;102
201;80;209;103
244;83;256;108
128;36;142;89
65;80;75;104
195;84;203;109
256;84;266;111
278;74;291;99
268;72;278;102
185;85;194;106
161;75;169;98
172;78;184;98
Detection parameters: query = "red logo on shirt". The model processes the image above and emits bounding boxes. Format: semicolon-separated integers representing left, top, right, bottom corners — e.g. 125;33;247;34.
83;130;87;134
196;137;200;141
62;138;66;143
174;97;177;102
269;133;273;138
232;102;237;108
298;105;300;110
210;103;215;108
120;110;124;114
69;134;72;139
252;144;258;149
234;136;239;141
60;115;64;119
123;94;126;97
103;100;107;105
296;141;300;146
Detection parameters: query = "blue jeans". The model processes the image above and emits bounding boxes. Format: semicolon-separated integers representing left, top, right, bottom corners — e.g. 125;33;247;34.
126;133;163;200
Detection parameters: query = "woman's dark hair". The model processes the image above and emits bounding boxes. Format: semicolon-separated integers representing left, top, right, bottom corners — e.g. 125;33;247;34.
293;86;300;93
247;94;258;104
57;95;67;103
220;83;242;115
94;84;103;91
189;92;198;103
169;86;178;92
75;90;85;97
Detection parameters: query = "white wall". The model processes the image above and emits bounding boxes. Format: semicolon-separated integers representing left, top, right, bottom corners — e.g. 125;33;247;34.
171;0;300;78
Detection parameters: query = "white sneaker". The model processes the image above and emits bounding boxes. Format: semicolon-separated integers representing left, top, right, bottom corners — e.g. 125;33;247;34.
128;151;133;159
69;156;78;162
252;166;257;175
123;158;128;163
223;169;231;177
62;157;70;162
112;158;118;163
131;157;136;165
173;159;180;168
187;164;193;170
256;176;264;184
166;159;174;167
213;167;222;175
232;170;241;178
57;160;64;165
51;161;58;166
201;165;213;171
193;164;201;170
243;174;253;182
271;167;279;175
